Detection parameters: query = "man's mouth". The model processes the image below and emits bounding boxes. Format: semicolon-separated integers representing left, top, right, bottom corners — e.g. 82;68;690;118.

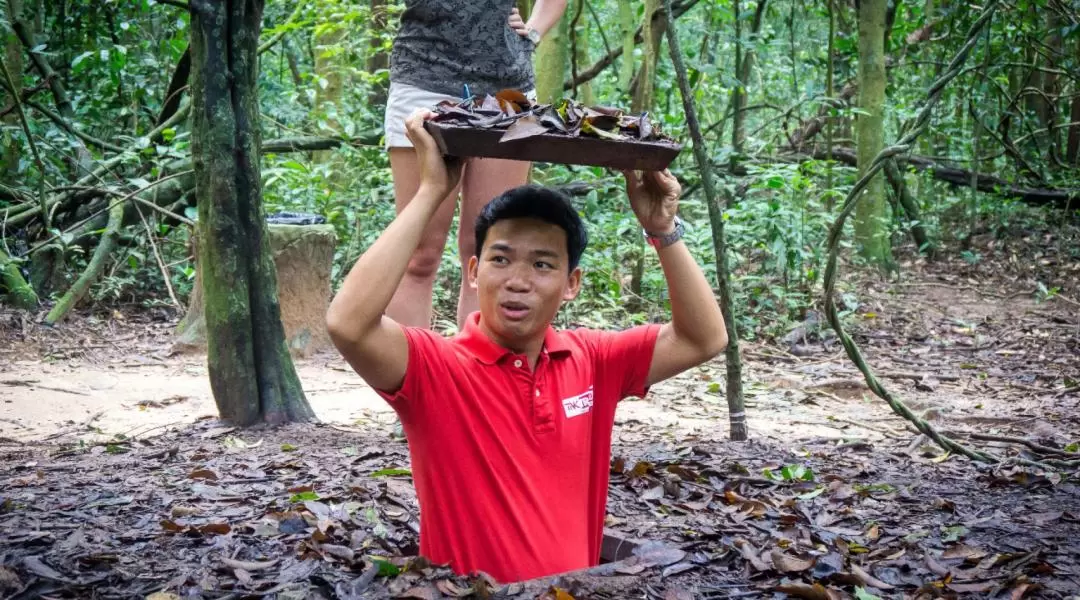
499;301;530;321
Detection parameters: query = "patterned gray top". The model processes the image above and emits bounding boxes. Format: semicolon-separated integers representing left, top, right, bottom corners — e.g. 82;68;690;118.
390;0;535;97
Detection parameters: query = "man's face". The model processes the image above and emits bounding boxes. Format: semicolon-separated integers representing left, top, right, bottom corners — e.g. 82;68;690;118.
468;218;581;350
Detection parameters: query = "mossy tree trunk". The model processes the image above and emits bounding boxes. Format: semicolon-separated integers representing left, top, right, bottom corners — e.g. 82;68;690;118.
534;3;569;103
617;0;634;95
2;0;23;180
0;248;38;310
190;0;315;426
631;0;664;114
854;0;893;270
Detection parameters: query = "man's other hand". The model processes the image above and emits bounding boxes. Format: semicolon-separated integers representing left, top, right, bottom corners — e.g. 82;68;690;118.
404;109;464;200
623;169;681;235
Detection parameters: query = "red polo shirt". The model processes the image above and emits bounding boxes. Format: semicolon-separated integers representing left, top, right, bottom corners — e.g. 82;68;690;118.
375;312;659;583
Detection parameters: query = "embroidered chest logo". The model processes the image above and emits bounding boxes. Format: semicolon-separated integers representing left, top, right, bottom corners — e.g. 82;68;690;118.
561;387;594;418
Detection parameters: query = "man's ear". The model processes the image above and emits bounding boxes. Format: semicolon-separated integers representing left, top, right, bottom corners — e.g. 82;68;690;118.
467;255;479;290
563;267;582;301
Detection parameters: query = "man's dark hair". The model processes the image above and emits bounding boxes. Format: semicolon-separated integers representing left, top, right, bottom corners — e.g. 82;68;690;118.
474;185;588;271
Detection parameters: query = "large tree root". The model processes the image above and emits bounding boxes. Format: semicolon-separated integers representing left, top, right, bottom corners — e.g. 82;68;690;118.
44;199;124;324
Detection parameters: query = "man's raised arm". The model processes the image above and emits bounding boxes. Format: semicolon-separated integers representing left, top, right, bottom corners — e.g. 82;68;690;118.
326;111;462;391
622;170;728;387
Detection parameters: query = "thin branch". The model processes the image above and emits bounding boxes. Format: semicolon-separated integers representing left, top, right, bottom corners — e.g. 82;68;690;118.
26;172;193;256
154;0;190;9
23;98;126;153
258;0;308;55
565;0;700;90
0;55;50;232
133;202;183;311
584;0;612;59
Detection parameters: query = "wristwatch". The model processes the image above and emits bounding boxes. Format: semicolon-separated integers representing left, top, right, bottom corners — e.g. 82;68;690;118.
525;27;542;46
644;216;685;249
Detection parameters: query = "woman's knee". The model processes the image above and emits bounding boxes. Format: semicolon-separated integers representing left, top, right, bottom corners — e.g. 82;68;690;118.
405;243;444;281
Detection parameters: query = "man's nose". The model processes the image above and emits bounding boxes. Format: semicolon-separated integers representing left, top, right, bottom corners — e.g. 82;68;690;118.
504;264;531;292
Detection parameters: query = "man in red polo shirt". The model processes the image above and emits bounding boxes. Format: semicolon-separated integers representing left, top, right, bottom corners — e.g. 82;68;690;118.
327;110;727;582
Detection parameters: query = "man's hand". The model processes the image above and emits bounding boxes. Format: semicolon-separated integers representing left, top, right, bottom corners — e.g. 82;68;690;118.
623;169;681;235
404;110;464;200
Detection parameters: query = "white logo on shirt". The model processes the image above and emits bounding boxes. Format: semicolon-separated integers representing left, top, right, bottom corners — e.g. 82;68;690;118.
562;387;594;418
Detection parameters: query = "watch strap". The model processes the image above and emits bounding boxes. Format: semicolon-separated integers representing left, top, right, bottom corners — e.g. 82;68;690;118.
644;217;684;249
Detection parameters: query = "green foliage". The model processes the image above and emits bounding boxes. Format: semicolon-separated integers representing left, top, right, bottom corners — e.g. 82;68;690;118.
0;0;1076;347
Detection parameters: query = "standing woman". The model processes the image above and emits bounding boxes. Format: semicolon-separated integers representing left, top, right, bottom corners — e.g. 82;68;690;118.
382;0;569;330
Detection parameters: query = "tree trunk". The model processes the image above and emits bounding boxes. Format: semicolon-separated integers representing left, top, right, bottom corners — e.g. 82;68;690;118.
44;199;124;324
631;0;664;114
0;247;38;310
665;0;746;441
367;0;389;107
2;0;23;180
189;0;314;426
731;0;766;160
854;0;892;270
618;0;635;95
534;5;570;103
570;0;594;105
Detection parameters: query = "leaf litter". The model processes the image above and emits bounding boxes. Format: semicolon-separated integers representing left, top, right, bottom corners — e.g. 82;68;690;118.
2;230;1080;598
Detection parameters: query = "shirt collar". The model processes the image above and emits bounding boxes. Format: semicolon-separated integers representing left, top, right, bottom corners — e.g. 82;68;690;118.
456;312;571;365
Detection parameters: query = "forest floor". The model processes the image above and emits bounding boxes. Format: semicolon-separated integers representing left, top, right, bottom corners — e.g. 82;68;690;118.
0;224;1078;599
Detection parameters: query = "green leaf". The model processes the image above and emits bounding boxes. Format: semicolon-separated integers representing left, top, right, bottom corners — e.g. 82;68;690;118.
707;382;721;394
371;468;411;477
281;443;298;452
371;557;400;577
289;491;319;503
942;525;969;542
1064;442;1078;453
797;486;825;500
855;587;883;600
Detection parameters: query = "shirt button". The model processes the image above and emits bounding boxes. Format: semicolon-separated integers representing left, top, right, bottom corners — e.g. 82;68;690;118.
514;359;523;368
535;389;540;397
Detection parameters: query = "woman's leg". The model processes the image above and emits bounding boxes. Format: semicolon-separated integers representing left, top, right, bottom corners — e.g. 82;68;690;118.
457;157;532;326
386;148;462;329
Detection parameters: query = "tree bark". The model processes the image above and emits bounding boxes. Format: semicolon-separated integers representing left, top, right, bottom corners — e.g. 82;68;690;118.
631;0;664;113
665;0;747;441
617;0;634;94
535;1;570;103
367;0;390;107
883;159;934;257
190;0;314;426
0;247;38;310
44;198;124;324
854;0;893;270
730;0;766;160
2;0;23;180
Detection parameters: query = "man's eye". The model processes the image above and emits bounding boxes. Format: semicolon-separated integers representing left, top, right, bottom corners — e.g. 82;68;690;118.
535;261;554;270
492;256;509;264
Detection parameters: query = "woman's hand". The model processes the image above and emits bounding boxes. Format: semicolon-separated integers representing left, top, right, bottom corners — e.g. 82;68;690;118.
508;7;529;37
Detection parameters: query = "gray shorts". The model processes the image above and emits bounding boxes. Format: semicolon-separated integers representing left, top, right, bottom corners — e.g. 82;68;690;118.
383;82;537;149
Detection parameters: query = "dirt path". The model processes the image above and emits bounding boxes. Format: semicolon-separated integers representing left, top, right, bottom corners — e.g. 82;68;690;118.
2;268;1079;598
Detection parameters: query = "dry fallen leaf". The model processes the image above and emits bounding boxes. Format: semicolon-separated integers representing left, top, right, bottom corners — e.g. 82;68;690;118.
851;564;895;590
770;549;816;573
774;582;832;600
941;544;988;561
734;538;772;571
220;556;278;571
188;468;218;481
